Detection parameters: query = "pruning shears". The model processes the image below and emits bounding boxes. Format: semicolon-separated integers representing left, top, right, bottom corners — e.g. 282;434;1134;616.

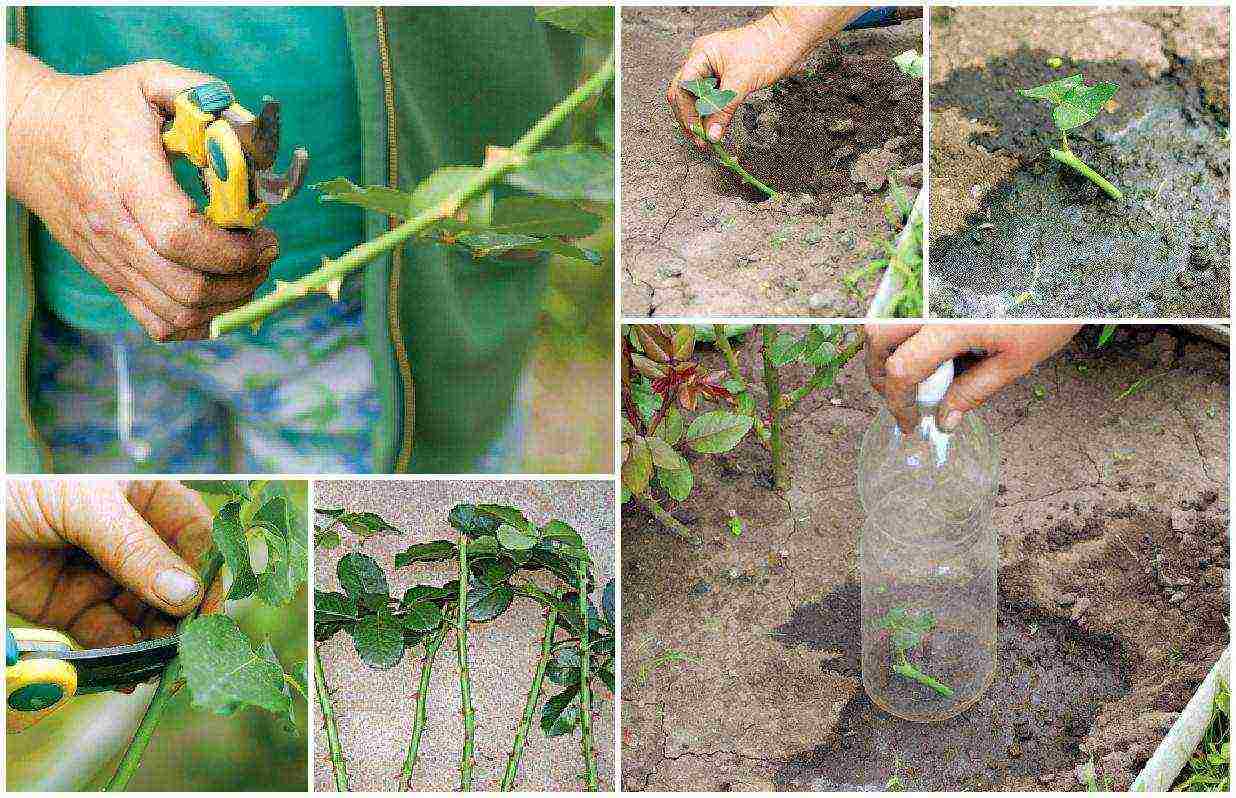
161;81;308;229
6;628;179;733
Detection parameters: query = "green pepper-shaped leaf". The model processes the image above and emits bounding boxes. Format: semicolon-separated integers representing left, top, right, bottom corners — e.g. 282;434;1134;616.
536;6;614;40
657;465;693;501
184;480;252;499
497;523;540;551
315;177;417;220
400;601;445;633
645;435;687;471
400;584;455;608
622;435;653;494
488;196;601;237
449;504;503;538
466;577;515;622
315;590;360;642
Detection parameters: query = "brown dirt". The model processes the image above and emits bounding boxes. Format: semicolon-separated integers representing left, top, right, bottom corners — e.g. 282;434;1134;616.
620;7;923;317
621;325;1228;791
928;7;1231;318
314;480;615;792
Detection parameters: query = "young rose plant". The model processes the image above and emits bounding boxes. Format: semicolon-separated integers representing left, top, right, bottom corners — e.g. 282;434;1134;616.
313;502;614;792
622;324;865;541
1019;74;1122;200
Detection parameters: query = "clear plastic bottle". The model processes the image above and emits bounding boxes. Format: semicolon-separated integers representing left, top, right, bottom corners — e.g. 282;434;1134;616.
857;362;1000;721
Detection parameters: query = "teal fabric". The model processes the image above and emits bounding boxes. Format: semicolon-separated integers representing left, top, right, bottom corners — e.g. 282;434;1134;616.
25;7;365;334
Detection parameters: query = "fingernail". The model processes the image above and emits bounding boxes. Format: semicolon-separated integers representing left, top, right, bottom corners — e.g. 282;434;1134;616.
708;123;722;141
259;245;278;265
940;410;964;432
154;568;200;606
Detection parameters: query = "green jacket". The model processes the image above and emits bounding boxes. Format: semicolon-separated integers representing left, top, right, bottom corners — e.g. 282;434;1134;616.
6;7;580;473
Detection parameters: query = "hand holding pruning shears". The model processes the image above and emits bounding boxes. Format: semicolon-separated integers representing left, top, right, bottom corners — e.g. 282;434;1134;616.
6;480;224;731
6;50;306;341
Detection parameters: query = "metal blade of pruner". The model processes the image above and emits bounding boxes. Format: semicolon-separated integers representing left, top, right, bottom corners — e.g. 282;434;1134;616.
224;96;309;206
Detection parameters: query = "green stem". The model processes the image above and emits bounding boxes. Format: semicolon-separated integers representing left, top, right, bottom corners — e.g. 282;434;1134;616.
105;551;224;791
501;604;560;790
456;535;475;792
713;325;770;446
778;331;866;413
576;558;599;791
400;626;448;790
210;52;617;338
760;326;788;491
314;646;350;792
690;123;777;199
634;492;698;545
1050;147;1122;200
892;658;954;697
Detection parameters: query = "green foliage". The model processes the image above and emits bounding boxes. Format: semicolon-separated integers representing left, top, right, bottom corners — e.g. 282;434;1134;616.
879;607;953;697
315;506;403;549
681;77;736;117
1097;324;1117;347
314;500;613;790
622;324;862;538
844;176;923;317
210;44;615;338
1019;75;1122;199
107;482;308;791
180;616;293;718
1174;678;1230;791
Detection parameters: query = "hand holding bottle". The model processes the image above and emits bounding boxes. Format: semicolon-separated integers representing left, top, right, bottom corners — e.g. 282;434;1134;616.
865;324;1082;434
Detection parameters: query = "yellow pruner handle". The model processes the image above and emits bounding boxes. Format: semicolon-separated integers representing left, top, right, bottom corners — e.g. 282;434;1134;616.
7;629;78;734
161;82;267;229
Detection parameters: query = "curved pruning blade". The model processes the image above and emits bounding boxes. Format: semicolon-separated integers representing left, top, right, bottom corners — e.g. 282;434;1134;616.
254;147;309;205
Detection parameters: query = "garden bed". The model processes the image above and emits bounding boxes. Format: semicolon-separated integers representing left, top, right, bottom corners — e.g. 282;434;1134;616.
928;7;1230;318
621;7;923;316
621;326;1228;791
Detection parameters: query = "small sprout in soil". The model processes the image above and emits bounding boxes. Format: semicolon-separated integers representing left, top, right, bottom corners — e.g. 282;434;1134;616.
1047;56;1064;70
886;775;907;792
679;79;778;198
1032;385;1047;400
879;606;954;697
636;649;702;686
727;515;744;538
681;77;736;117
844;175;923;317
1018;75;1123;200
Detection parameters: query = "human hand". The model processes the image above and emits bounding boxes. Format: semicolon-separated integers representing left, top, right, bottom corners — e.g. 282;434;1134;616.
6;51;277;341
865;324;1082;433
6;480;224;649
667;7;863;150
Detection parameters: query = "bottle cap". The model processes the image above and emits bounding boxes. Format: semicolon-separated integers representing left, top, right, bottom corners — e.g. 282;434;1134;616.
917;360;954;405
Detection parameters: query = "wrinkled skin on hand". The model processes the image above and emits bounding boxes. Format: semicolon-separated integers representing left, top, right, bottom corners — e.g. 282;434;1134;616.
6;53;278;340
865;323;1082;433
666;7;863;149
6;480;226;651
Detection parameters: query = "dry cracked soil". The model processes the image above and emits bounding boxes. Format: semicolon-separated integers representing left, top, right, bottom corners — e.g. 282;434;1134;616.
621;7;923;317
314;480;615;792
621;325;1228;791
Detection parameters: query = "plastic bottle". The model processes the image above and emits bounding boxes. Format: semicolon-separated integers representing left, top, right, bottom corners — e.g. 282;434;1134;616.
857;362;1000;721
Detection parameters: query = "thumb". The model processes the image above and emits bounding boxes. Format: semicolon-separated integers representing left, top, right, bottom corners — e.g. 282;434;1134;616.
936;357;1019;432
134;59;221;114
61;484;203;616
705;79;748;144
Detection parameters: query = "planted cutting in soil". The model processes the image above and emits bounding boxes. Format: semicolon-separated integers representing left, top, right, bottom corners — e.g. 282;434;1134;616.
929;7;1230;318
621;8;923;316
621;326;1228;791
